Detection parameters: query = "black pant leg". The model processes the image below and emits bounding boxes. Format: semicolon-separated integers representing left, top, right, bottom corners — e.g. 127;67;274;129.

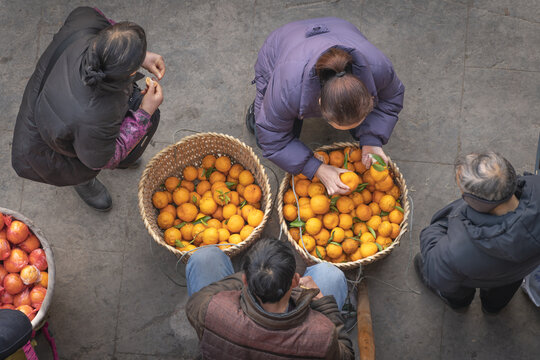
480;280;523;313
440;287;476;309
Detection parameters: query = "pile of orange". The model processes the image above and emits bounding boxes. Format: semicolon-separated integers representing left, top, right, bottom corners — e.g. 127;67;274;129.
151;155;264;252
283;147;404;264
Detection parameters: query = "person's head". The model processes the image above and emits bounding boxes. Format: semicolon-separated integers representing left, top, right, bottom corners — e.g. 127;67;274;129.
83;22;147;87
315;47;373;130
242;238;297;304
455;152;517;212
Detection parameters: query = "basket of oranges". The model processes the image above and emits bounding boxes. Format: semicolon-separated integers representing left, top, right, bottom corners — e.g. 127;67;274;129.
277;142;409;270
1;207;54;330
139;132;272;262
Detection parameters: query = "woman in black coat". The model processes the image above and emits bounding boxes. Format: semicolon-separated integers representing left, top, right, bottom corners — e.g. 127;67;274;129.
12;7;164;211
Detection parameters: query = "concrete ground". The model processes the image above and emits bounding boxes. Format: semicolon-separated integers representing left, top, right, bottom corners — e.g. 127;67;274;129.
1;0;539;359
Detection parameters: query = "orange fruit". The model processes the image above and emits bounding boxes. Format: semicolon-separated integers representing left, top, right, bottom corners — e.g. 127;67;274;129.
330;227;346;243
289;227;301;241
329;150;345;167
213;187;232;206
354;161;368;174
180;223;194;241
386;185;401;200
298;197;310;207
165;177;180;192
244;184;262;204
360;232;375;243
298;235;316;252
212;206;224;221
376;236;392;248
283;204;298;222
218;228;230;242
180;180;195;192
177;203;198;222
229;164;244;179
228;234;243;245
314;228;330;246
227;215;245;233
368;202;381;216
207;219;222;229
336;196;355;213
192;223;207;246
240;225;254;240
190;192;201;206
390;223;400;239
241;204;255;220
194;180;209;195
340;172;361;194
310;195;330;215
183;166;198;181
375;175;394;192
355;204;372;221
247;209;264;227
209;171;226;184
378;221;393;237
218;241;232;250
338;214;353;230
372;191;385;204
305;218;323;235
299;205;315;221
202;227;219;245
308;183;326;197
236;184;245;196
157;212;175;229
351;192;364;206
211;181;227;193
283;190;296;204
201;154;216;169
379;195;396;213
199;197;218;215
172;187;190;205
311;245;326;260
353;222;368;236
360;242;378;258
330;253;348;263
215;156;232;174
294;180;311;197
366;216;382;231
223;203;238;219
323;212;339;229
342;238;359;255
389;209;404;224
369;166;389;182
152;191;169;209
326;243;343;259
164;227;182;246
228;191;240;205
238;170;254;186
350;247;363;261
179;243;197;252
314;151;330;164
160;204;177;218
360;189;372;203
350;148;362;162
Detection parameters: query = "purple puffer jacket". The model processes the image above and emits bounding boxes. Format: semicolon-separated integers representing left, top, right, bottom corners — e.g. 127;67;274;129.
253;17;405;178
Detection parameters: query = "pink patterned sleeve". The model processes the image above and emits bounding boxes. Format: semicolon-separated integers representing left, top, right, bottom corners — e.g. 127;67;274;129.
98;109;152;170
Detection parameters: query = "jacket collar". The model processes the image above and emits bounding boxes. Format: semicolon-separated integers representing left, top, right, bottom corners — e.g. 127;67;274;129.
239;286;320;330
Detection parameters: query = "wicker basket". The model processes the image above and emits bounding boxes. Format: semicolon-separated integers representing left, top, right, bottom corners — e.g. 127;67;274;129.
277;142;409;270
0;207;55;330
138;132;273;262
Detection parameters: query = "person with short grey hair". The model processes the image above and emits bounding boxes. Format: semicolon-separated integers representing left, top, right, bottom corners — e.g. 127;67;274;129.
415;152;540;313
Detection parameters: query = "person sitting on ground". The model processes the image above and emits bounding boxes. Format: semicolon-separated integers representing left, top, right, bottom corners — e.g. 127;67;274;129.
415;151;540;313
186;238;354;359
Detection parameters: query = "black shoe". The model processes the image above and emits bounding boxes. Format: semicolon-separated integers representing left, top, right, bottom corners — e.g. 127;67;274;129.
414;254;468;311
117;158;142;170
245;101;255;135
74;178;112;212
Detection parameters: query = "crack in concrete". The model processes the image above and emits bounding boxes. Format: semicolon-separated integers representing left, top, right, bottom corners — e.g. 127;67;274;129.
465;65;540;73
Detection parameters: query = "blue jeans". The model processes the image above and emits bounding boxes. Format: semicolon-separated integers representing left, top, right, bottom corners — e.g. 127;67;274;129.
186;246;348;310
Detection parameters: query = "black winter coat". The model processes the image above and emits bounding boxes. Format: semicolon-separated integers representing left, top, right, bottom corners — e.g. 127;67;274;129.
12;7;132;186
420;175;540;293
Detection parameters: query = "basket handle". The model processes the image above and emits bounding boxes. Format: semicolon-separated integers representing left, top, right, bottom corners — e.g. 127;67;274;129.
173;128;201;144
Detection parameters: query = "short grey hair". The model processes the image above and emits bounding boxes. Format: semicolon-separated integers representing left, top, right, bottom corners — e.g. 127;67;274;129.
454;152;517;201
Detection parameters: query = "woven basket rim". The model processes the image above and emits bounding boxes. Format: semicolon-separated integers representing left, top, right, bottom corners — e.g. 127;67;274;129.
277;142;410;270
138;132;273;262
0;207;55;330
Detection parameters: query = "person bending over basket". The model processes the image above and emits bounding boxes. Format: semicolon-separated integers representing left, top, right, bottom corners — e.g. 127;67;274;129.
186;239;353;359
415;152;540;313
246;17;404;195
12;7;164;211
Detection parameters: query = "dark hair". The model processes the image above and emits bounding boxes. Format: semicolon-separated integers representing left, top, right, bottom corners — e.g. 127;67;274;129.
242;238;296;304
315;47;373;126
82;21;147;89
455;152;517;201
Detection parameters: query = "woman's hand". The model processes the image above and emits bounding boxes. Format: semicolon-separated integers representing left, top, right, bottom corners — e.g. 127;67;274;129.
361;145;388;168
142;51;165;80
315;163;350;196
140;79;163;115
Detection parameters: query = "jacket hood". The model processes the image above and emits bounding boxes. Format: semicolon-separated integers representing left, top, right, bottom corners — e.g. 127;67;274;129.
462;176;540;262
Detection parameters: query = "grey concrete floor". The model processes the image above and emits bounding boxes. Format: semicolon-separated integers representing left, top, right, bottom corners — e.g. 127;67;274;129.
1;0;539;359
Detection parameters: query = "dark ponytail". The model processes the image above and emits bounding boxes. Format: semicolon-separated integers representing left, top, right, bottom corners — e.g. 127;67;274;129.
315;47;373;126
82;21;147;90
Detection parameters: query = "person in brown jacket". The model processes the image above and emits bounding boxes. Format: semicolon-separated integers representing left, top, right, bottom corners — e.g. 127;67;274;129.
186;238;354;359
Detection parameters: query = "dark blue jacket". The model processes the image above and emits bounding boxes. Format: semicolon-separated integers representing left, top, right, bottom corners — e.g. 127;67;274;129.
420;175;540;293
